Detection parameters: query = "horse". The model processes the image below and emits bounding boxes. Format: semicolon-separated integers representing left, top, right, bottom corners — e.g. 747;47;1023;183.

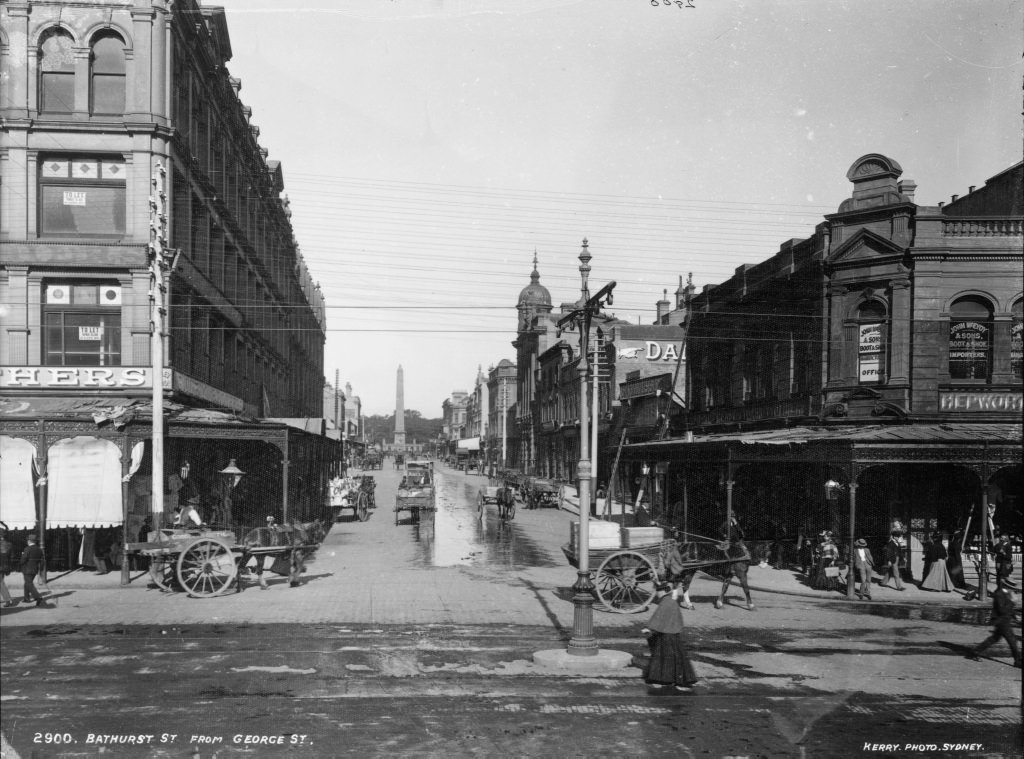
242;519;325;589
661;538;755;611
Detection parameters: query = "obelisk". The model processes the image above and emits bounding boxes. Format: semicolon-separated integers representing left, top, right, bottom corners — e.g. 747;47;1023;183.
394;365;406;449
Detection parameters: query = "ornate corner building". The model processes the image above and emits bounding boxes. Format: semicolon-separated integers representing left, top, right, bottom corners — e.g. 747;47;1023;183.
620;155;1022;577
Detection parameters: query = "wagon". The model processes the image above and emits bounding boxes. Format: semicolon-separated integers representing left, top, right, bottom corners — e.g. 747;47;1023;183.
395;460;436;525
524;477;560;509
477;484;515;520
127;523;323;598
330;475;375;522
561;532;738;613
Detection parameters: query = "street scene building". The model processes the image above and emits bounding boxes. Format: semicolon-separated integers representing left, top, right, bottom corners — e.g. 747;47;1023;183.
0;0;340;573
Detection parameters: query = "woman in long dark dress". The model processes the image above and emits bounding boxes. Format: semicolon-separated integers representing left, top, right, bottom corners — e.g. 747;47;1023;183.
922;532;954;592
642;586;699;693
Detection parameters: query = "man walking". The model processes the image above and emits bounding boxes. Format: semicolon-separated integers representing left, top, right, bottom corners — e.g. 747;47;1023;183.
851;538;875;599
883;533;905;591
20;534;52;609
968;581;1021;668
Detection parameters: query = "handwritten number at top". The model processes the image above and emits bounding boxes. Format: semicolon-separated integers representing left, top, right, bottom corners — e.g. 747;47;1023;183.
651;0;696;7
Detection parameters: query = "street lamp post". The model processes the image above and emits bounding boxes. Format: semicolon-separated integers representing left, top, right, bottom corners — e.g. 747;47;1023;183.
218;459;245;527
557;239;615;657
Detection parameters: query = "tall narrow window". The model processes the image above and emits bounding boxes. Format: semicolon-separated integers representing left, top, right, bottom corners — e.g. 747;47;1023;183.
90;34;126;115
40;30;76;113
949;297;994;381
858;301;887;384
1010;299;1023;381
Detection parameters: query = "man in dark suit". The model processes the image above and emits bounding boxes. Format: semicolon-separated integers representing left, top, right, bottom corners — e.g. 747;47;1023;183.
883;534;905;591
969;580;1021;668
851;538;875;599
20;534;52;609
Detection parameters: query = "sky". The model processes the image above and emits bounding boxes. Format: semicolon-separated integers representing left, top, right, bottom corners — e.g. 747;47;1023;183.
212;0;1022;417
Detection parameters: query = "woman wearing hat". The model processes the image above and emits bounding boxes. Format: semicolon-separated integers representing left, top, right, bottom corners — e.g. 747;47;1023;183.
851;538;875;600
641;584;699;694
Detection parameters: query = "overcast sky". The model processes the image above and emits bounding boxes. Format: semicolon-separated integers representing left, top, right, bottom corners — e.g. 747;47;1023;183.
213;0;1022;418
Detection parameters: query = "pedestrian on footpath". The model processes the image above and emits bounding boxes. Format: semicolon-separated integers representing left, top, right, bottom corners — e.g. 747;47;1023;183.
20;534;52;609
798;538;815;577
851;538;875;600
641;584;699;694
921;532;954;592
0;522;15;607
968;580;1021;668
883;531;906;591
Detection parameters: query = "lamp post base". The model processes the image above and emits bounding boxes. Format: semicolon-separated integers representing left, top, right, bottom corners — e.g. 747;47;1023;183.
567;569;598;656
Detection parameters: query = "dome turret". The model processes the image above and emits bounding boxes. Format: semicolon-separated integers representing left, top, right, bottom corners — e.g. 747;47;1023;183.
517;252;551;308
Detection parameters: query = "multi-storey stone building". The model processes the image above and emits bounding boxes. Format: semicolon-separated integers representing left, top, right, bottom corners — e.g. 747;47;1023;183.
0;1;336;569
620;155;1022;577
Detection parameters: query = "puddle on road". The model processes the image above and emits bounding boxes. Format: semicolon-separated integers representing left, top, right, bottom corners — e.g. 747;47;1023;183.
405;471;557;569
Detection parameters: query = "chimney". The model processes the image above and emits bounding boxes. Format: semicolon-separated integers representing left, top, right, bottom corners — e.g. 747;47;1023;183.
951;195;959;203
898;179;917;202
656;289;669;323
968;186;976;193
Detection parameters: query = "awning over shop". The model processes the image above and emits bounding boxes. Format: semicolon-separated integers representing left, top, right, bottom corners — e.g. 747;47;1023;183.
0;436;37;529
457;437;480;451
46;436;123;528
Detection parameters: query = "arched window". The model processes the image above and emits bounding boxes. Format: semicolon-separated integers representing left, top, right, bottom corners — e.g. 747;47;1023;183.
90;34;125;115
1011;299;1023;380
949;297;994;381
39;29;76;113
857;301;887;384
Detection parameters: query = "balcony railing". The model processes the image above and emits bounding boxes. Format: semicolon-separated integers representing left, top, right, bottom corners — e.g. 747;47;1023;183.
686;395;815;427
941;218;1023;237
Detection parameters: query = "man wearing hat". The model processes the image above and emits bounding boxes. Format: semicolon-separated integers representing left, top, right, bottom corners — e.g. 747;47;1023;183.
852;537;875;600
20;534;52;608
968;579;1021;668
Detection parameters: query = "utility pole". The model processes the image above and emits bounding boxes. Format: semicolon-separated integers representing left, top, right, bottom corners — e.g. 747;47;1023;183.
148;163;176;531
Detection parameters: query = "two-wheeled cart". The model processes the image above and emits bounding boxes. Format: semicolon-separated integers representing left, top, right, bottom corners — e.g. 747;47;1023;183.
561;534;737;613
127;525;321;598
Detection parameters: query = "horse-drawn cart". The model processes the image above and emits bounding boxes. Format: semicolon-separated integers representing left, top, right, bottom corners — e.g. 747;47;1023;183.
477;484;515;520
395;460;436;525
330;475;376;522
524;477;560;509
561;527;743;613
128;523;323;597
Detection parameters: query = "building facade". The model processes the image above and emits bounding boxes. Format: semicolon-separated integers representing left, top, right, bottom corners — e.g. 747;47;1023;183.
0;1;334;568
621;155;1022;577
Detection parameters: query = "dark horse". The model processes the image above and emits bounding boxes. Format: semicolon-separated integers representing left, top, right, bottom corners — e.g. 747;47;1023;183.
663;538;755;611
242;520;325;590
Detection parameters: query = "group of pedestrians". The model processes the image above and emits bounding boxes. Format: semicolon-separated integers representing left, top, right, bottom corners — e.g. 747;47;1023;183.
0;522;54;610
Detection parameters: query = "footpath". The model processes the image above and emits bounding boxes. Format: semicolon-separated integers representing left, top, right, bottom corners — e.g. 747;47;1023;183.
0;465;996;630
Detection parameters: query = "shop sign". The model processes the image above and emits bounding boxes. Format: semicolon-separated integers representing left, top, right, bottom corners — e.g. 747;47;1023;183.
948;321;989;360
939;392;1023;412
616;341;682;362
0;366;154;389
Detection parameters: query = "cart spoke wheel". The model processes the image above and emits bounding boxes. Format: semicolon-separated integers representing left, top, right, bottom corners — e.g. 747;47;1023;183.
176;538;237;598
356;492;370;522
595;551;658;613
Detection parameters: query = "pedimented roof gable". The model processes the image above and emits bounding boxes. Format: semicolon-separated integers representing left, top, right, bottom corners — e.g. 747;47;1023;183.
827;227;906;265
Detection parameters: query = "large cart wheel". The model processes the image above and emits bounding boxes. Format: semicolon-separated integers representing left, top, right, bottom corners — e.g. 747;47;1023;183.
176;537;237;598
595;551;658;613
356;492;370;522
